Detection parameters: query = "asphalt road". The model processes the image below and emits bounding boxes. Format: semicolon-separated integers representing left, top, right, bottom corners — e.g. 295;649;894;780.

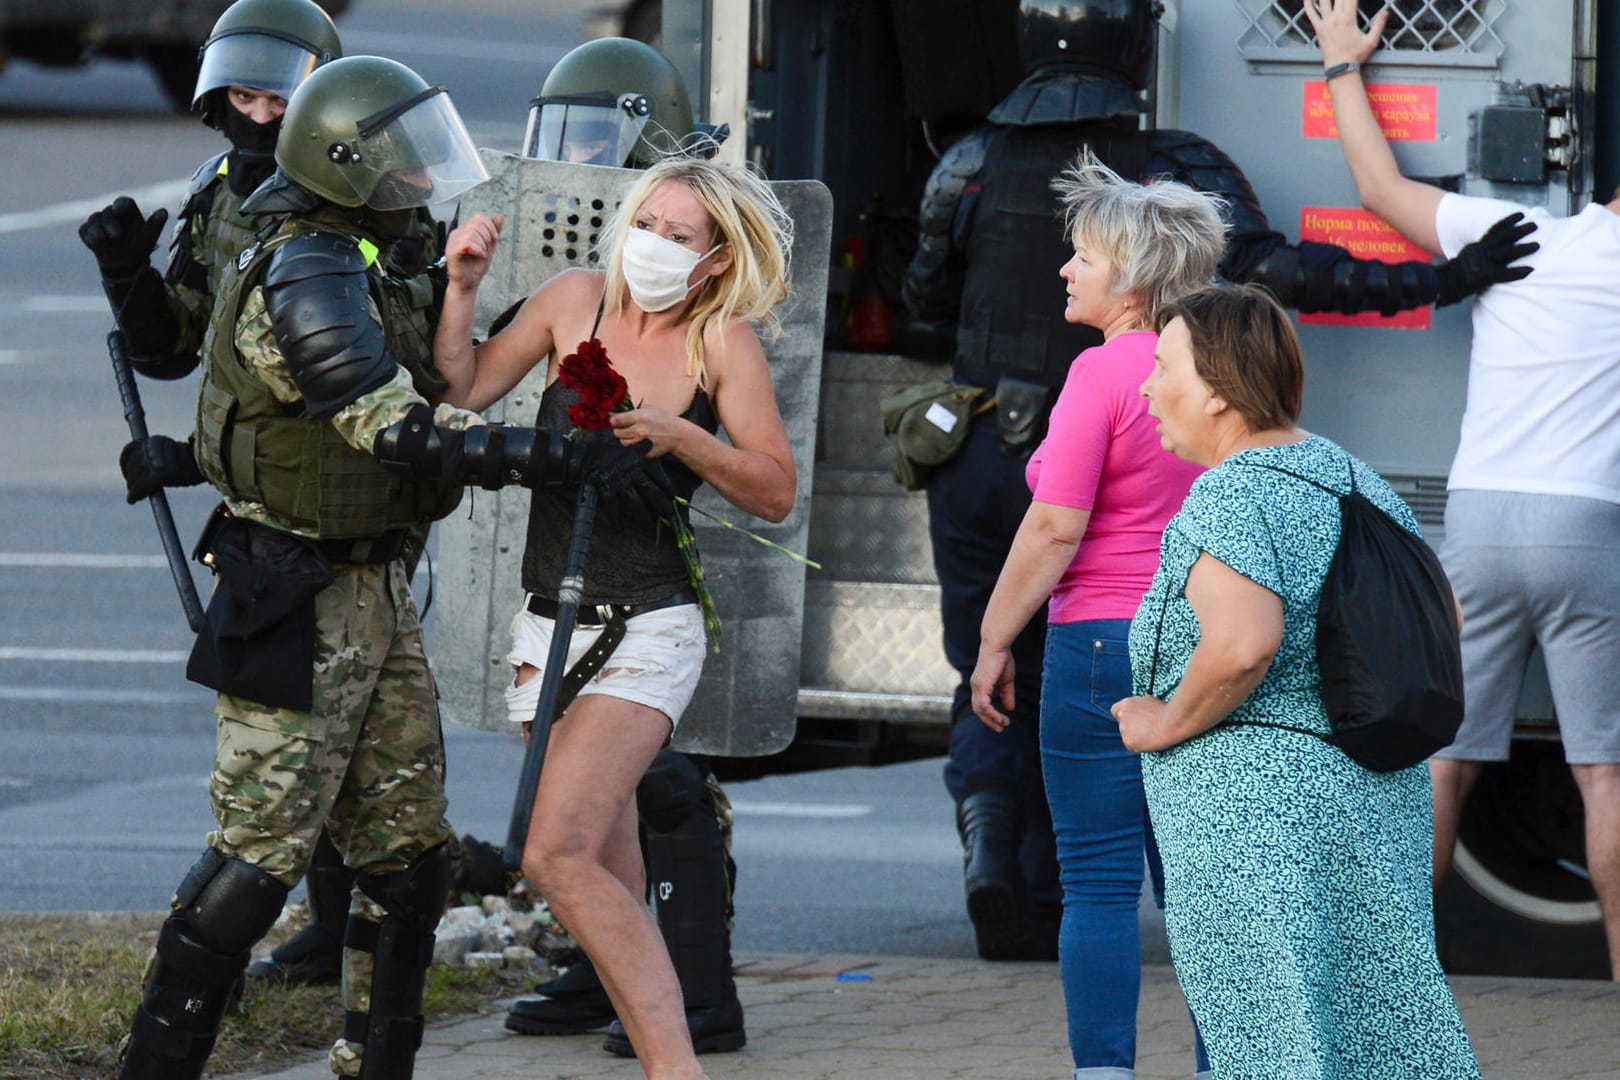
0;0;1116;963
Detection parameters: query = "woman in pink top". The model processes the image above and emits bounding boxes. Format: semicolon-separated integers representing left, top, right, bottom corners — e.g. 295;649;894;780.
970;150;1225;1079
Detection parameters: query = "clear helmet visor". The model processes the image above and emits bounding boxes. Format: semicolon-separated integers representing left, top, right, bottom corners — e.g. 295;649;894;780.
339;88;490;210
522;96;651;167
193;31;324;107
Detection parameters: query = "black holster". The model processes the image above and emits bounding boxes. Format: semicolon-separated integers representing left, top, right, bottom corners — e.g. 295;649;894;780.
186;505;335;711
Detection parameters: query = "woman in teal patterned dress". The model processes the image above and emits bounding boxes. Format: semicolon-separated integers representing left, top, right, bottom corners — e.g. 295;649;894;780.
1113;284;1479;1079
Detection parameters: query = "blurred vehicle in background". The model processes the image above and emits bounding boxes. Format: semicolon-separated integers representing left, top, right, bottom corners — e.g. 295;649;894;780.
584;0;660;44
0;0;349;108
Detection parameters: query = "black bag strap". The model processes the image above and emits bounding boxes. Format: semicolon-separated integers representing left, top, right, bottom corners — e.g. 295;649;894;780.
1150;452;1354;745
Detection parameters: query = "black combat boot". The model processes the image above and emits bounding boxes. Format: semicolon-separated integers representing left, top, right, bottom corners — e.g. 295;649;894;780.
504;956;618;1035
246;827;350;986
602;751;746;1057
957;785;1027;960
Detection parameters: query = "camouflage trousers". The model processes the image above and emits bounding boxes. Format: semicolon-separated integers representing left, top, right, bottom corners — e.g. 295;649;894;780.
204;557;451;1077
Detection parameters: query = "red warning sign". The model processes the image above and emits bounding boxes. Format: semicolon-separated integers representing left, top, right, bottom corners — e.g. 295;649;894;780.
1303;81;1437;142
1298;207;1432;330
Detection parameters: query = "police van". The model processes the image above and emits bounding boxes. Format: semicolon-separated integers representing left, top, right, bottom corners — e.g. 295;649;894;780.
435;0;1616;979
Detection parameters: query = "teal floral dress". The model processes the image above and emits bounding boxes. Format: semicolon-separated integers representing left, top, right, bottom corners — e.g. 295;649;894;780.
1128;436;1479;1080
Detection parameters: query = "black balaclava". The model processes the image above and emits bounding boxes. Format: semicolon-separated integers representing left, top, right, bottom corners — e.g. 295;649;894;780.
358;206;420;243
218;94;283;196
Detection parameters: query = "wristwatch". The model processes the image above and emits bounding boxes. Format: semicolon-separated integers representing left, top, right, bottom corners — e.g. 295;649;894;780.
1323;61;1361;81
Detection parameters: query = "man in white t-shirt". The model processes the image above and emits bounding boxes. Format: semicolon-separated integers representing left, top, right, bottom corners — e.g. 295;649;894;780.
1309;0;1620;981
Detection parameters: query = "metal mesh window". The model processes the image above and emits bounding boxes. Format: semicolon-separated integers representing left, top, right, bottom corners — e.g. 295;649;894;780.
1236;0;1506;66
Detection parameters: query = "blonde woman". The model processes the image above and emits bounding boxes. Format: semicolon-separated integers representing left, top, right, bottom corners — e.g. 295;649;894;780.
433;156;795;1080
969;149;1225;1079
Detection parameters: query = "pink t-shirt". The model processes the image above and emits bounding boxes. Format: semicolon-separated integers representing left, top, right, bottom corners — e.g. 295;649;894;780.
1025;330;1204;624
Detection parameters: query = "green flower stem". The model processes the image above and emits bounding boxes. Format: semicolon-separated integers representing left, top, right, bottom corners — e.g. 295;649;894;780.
670;507;722;653
674;497;823;570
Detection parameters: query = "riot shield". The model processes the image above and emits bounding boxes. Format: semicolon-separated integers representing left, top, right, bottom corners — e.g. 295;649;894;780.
432;150;831;756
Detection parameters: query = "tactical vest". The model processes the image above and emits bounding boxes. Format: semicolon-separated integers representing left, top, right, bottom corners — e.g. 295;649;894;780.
185;155;267;300
954;124;1146;393
196;220;460;538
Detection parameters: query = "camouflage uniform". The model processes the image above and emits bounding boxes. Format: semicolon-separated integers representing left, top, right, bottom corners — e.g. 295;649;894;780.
194;214;476;1077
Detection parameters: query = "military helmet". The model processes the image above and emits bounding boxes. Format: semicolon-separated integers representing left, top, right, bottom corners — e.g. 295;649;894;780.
522;37;696;168
275;55;489;210
1017;0;1157;89
192;0;343;128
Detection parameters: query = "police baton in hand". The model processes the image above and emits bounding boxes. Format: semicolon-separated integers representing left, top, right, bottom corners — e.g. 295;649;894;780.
504;481;600;872
108;329;206;632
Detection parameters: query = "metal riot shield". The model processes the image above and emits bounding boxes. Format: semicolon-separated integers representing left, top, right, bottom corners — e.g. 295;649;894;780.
432;150;831;756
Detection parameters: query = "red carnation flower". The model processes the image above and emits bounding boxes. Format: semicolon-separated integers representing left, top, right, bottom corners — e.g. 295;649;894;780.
558;337;632;431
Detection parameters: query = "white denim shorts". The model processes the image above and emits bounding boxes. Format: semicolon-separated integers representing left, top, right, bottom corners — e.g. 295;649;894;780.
503;599;707;731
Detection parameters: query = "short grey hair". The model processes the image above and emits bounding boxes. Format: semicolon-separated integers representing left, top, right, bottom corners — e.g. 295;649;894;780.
1051;148;1229;325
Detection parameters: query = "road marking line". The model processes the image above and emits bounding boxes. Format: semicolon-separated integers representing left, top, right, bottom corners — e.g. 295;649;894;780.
23;296;107;313
0;647;190;663
729;801;873;818
0;553;169;568
0;686;208;705
0;179;189;235
0;351;19;365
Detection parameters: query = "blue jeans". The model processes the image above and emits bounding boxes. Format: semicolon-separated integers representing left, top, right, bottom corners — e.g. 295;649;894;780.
1041;619;1208;1077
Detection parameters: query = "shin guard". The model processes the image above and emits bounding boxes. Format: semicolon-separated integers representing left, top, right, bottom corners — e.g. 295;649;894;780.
345;844;453;1080
119;849;288;1080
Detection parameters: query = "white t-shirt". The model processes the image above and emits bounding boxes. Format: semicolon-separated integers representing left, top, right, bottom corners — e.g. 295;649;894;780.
1436;193;1620;504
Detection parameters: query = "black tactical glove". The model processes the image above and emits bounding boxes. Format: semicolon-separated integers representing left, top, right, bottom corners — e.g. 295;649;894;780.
570;430;677;528
1435;211;1539;307
79;198;170;282
373;407;674;524
119;434;205;504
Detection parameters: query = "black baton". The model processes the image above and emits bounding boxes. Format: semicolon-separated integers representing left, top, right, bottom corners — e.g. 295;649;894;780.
504;481;600;871
108;329;206;632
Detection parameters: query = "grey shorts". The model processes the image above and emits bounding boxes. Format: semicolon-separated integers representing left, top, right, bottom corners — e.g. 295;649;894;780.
1438;490;1620;764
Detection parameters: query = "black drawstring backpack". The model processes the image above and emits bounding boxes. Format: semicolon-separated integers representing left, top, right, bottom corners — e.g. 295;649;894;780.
1236;460;1465;771
1140;457;1462;772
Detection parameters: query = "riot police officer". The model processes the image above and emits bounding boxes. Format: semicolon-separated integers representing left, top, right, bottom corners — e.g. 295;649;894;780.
79;0;343;381
899;0;1530;967
496;36;747;1060
114;55;668;1080
81;0;455;994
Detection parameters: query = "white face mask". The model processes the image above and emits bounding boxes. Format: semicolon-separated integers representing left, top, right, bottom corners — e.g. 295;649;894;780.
621;227;720;312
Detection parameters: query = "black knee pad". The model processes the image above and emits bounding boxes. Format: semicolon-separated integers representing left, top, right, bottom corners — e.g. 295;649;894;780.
354;842;454;933
347;844;454;1080
636;749;711;833
119;850;288;1080
176;847;290;954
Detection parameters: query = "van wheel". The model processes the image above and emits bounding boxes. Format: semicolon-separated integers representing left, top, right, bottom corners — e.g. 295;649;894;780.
145;44;201;112
1434;740;1610;979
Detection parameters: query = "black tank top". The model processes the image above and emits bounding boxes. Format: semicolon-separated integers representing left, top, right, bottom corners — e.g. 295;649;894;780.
520;301;719;606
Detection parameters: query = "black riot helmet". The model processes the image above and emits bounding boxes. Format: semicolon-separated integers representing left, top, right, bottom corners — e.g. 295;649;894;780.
522;37;697;168
1017;0;1157;89
192;0;343;129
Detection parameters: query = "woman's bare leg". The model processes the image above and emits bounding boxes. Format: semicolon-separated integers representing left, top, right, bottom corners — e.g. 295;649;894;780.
522;692;704;1080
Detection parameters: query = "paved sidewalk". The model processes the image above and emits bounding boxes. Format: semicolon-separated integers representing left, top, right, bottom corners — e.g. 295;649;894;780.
229;953;1620;1080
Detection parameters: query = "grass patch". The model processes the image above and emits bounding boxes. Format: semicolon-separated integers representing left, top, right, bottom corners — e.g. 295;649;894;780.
0;913;531;1080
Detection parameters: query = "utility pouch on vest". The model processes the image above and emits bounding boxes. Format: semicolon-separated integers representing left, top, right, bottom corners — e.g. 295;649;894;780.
994;376;1049;458
880;379;988;491
186;504;335;712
